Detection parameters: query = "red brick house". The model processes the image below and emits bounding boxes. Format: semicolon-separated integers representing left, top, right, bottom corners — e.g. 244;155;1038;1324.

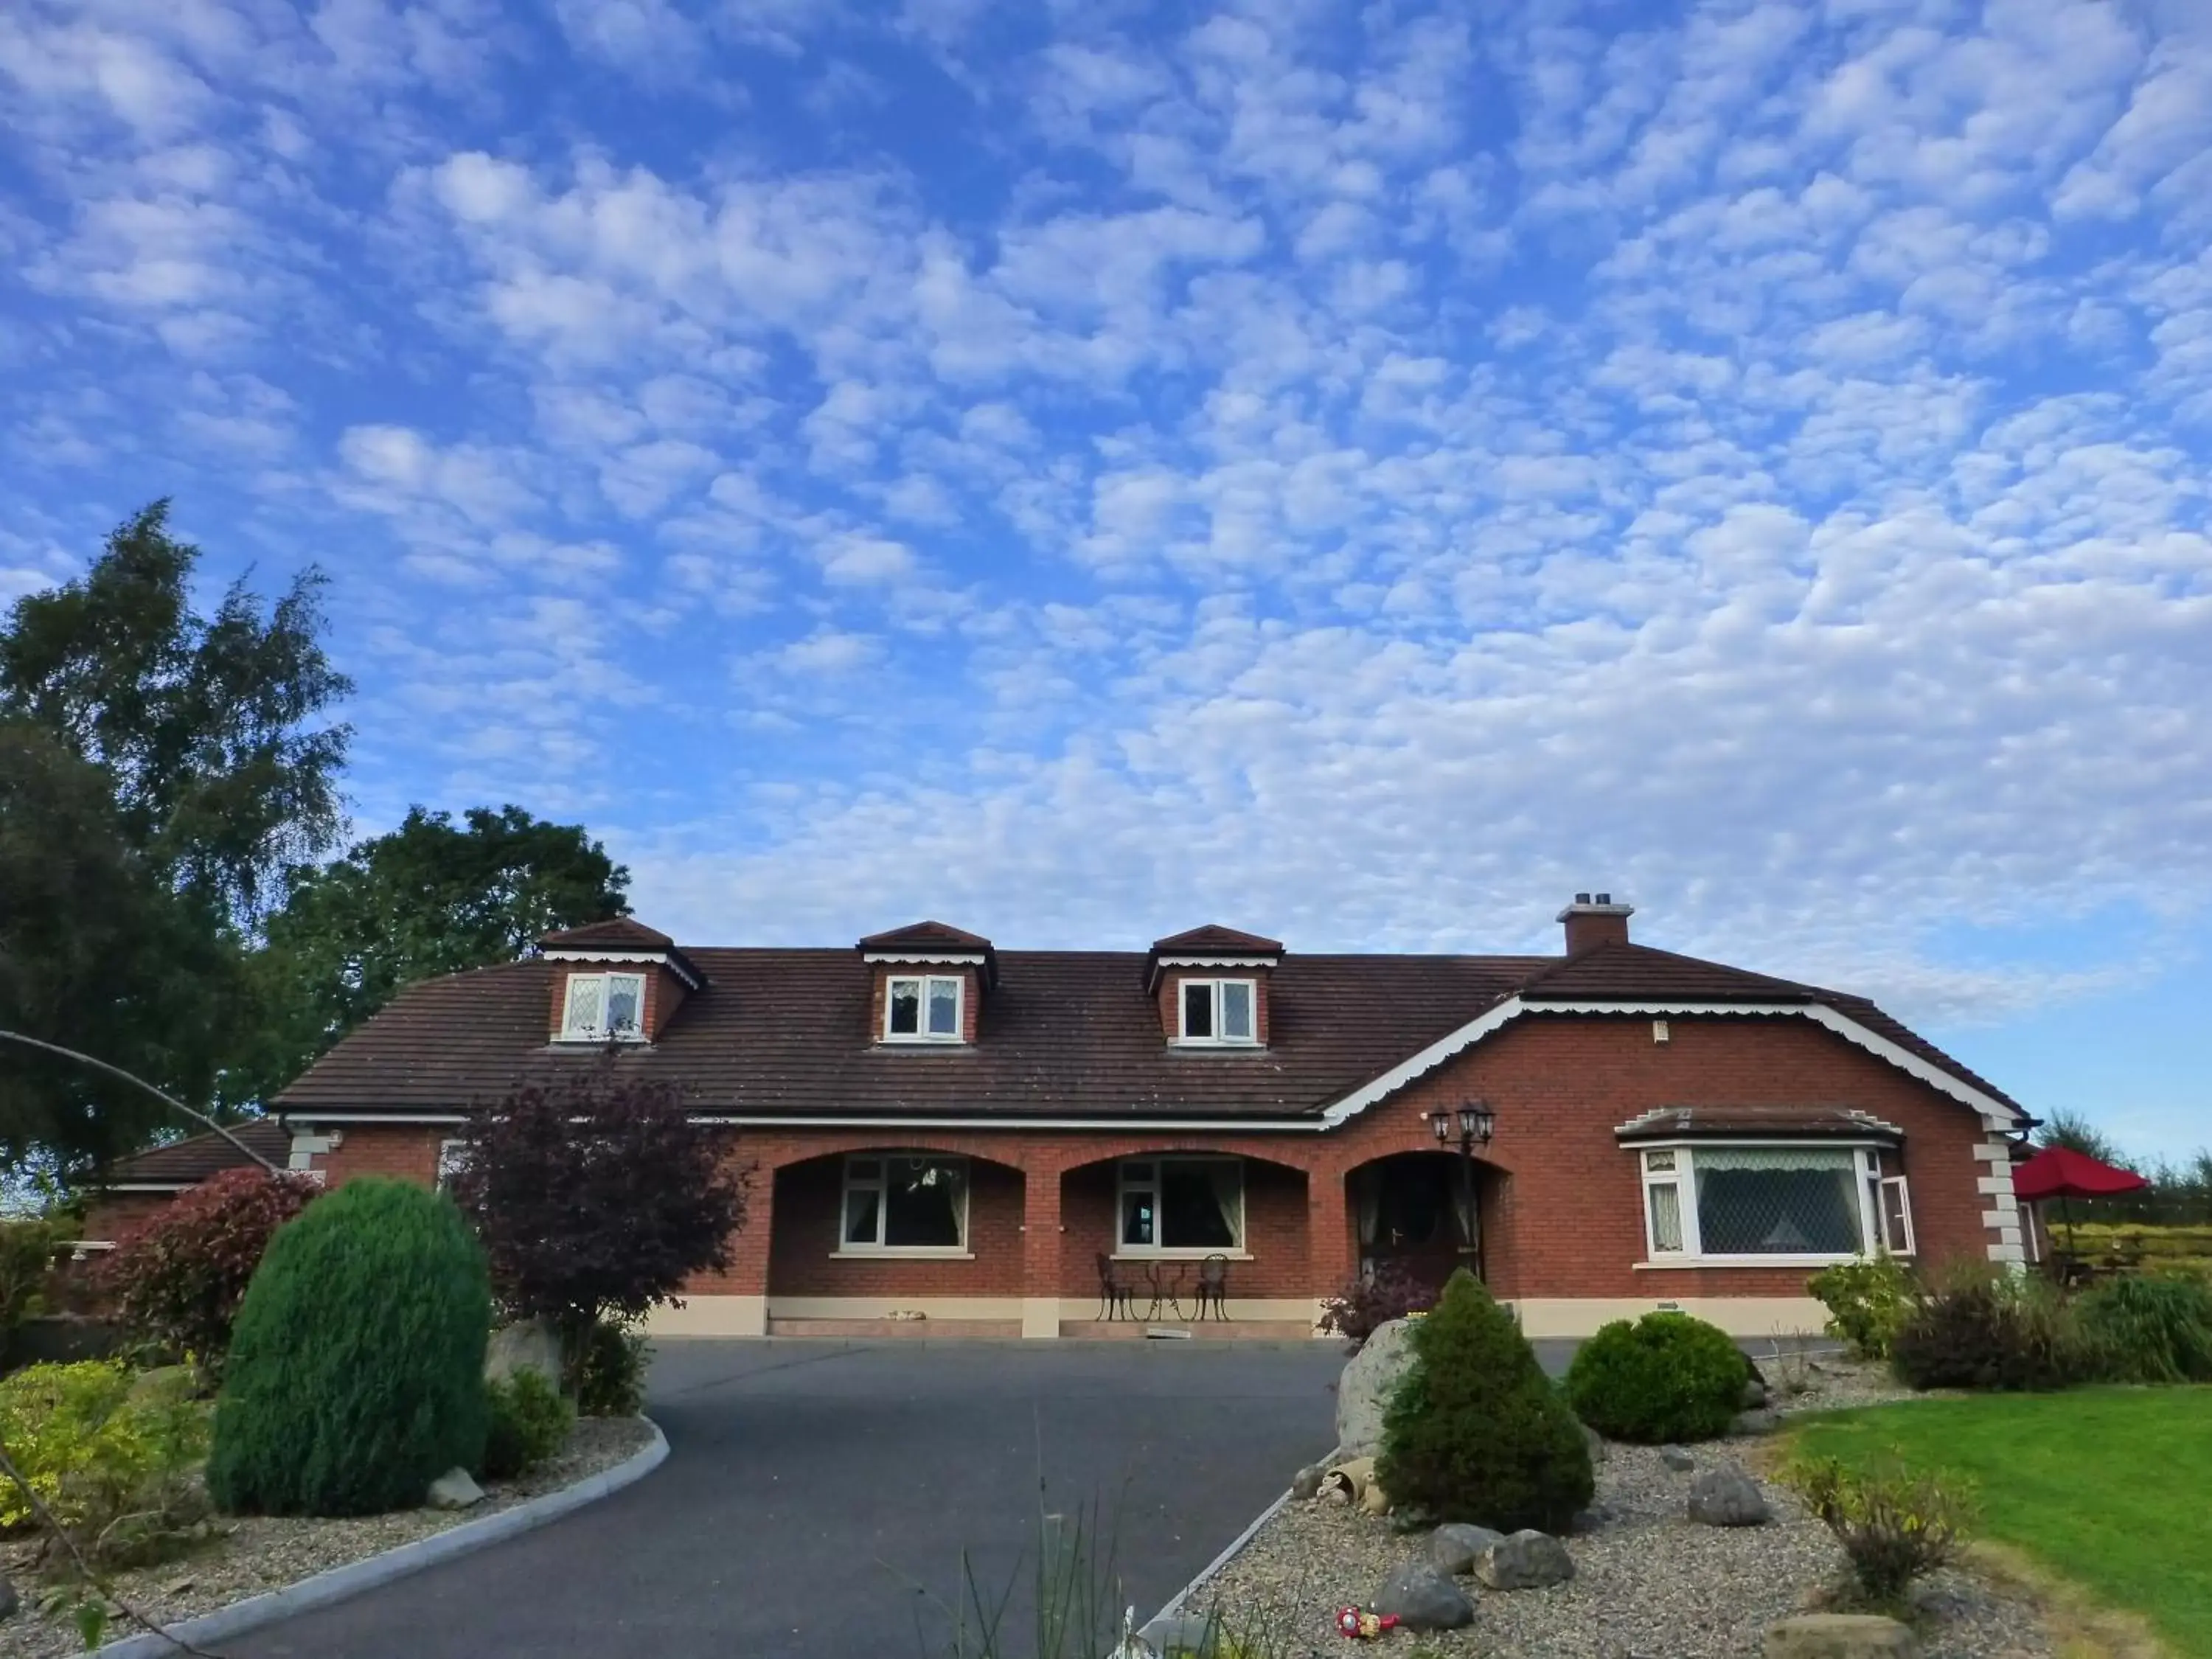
79;1120;293;1248
139;896;2032;1340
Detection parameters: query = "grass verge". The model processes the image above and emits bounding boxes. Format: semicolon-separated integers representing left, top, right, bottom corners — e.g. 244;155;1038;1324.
1790;1386;2212;1658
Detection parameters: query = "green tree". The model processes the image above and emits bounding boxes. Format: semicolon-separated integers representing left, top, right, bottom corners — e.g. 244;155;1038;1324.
2035;1109;2126;1167
233;806;628;1102
0;502;349;1169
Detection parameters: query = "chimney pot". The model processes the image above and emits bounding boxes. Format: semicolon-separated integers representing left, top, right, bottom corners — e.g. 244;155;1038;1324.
1575;891;1591;905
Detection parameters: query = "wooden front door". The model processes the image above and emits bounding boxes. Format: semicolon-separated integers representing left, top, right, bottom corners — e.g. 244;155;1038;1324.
1359;1155;1480;1293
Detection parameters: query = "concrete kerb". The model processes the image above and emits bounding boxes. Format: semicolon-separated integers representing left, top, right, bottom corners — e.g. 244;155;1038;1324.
91;1419;670;1659
1126;1449;1325;1657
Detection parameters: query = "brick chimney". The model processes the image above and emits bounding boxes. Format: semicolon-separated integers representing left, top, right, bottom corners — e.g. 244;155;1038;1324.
1558;892;1633;956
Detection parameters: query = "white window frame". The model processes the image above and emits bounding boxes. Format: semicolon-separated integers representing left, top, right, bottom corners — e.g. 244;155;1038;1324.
835;1153;973;1256
558;970;648;1042
883;974;965;1043
437;1139;470;1189
1633;1142;1910;1267
1175;978;1259;1046
1113;1155;1249;1257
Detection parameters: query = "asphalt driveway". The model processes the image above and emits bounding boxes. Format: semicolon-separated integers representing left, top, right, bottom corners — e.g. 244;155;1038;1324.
229;1339;1347;1659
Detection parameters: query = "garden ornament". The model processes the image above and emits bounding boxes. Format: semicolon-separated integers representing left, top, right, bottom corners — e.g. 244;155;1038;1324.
1335;1606;1399;1639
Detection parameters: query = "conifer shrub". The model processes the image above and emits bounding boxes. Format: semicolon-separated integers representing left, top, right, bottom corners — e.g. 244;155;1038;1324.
1564;1310;1749;1442
207;1178;491;1515
1375;1270;1594;1532
480;1368;574;1480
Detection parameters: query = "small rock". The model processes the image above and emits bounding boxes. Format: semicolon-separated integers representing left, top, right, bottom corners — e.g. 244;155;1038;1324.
425;1467;485;1510
1660;1444;1696;1471
1730;1408;1785;1437
159;1576;195;1596
1687;1468;1771;1527
1290;1463;1325;1501
1568;1503;1613;1534
1138;1611;1217;1656
1764;1611;1919;1658
1473;1528;1575;1590
1371;1559;1476;1630
0;1572;17;1620
1427;1522;1505;1575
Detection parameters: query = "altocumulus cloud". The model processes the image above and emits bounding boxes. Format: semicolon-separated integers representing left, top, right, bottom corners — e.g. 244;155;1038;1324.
2;0;2211;1130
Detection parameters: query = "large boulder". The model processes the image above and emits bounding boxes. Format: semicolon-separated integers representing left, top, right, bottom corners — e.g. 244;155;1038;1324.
1427;1522;1505;1575
1764;1613;1919;1658
1335;1318;1419;1458
1370;1559;1475;1631
486;1317;564;1387
1472;1529;1575;1590
1687;1468;1770;1527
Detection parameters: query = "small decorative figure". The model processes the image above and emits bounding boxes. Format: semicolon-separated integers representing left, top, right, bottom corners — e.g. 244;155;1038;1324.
1335;1605;1399;1639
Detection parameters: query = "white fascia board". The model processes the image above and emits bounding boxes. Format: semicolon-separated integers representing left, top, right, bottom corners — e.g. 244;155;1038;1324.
277;1112;468;1124
861;952;990;966
1153;956;1280;970
1319;997;2026;1130
543;947;701;990
98;1181;194;1193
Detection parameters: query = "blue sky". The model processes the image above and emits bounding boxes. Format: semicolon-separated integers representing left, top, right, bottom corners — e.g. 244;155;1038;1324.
3;0;2209;1159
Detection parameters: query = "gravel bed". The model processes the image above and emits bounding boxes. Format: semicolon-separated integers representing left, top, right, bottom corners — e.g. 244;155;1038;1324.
1201;1415;2050;1658
0;1416;655;1659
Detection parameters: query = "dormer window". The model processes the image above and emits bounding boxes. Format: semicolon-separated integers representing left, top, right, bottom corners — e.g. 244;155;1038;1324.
560;971;646;1042
886;974;963;1043
1180;978;1256;1046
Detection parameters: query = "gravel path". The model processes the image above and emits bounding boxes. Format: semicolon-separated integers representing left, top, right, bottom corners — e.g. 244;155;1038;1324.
0;1416;655;1659
1200;1362;2049;1659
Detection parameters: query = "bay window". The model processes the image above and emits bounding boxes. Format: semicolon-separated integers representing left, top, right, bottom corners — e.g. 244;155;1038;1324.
840;1155;969;1253
1118;1157;1243;1253
1637;1144;1911;1262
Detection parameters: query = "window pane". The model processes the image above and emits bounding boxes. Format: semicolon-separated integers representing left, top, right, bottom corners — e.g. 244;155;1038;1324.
1648;1182;1683;1251
844;1186;880;1246
1881;1180;1912;1252
1182;981;1213;1038
1220;981;1252;1040
927;978;959;1036
605;975;643;1034
1644;1150;1676;1174
1159;1160;1239;1248
888;980;921;1034
1694;1148;1863;1254
565;976;604;1034
883;1157;965;1247
1121;1188;1154;1247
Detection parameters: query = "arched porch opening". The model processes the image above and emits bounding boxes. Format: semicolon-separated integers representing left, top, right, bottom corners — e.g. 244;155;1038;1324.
1345;1150;1502;1299
1055;1147;1316;1335
765;1144;1029;1335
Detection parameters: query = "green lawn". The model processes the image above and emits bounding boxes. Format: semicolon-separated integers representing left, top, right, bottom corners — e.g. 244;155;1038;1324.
1792;1386;2212;1657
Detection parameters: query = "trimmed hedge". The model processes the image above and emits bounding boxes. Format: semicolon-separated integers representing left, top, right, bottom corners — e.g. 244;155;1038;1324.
1564;1311;1747;1442
207;1178;491;1516
1375;1270;1593;1532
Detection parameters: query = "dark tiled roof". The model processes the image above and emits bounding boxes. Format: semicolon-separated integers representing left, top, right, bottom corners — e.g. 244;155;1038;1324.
100;1121;290;1187
540;917;668;950
1614;1106;1904;1141
274;939;2022;1124
858;920;993;952
1151;925;1284;955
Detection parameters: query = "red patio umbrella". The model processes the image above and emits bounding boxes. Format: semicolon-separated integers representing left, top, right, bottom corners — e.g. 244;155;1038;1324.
2012;1144;2149;1255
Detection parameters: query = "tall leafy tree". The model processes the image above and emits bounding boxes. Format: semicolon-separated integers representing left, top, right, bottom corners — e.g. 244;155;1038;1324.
1;504;349;1169
234;805;630;1102
2036;1109;2127;1167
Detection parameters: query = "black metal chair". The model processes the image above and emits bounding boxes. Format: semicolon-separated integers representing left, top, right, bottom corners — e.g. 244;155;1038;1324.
1095;1251;1135;1321
1193;1253;1230;1321
1141;1259;1186;1323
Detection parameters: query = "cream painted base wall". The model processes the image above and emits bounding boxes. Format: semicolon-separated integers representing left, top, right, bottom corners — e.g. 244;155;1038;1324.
1506;1296;1832;1340
647;1293;1832;1340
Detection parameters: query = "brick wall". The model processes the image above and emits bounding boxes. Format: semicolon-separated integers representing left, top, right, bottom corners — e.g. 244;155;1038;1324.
291;1007;2003;1321
78;1193;179;1244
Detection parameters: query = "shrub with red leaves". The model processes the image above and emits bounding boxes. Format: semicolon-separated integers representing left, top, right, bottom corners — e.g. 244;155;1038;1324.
96;1165;321;1371
447;1066;748;1343
1318;1261;1438;1350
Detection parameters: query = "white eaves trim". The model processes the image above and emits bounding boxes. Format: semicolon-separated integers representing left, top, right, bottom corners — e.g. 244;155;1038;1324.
283;1110;1324;1133
861;950;990;964
543;947;701;990
1153;955;1281;970
1318;996;2028;1130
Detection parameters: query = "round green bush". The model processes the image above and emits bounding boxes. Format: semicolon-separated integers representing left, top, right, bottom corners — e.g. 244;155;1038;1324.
1564;1311;1747;1442
1375;1270;1594;1532
207;1178;491;1516
480;1368;574;1481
